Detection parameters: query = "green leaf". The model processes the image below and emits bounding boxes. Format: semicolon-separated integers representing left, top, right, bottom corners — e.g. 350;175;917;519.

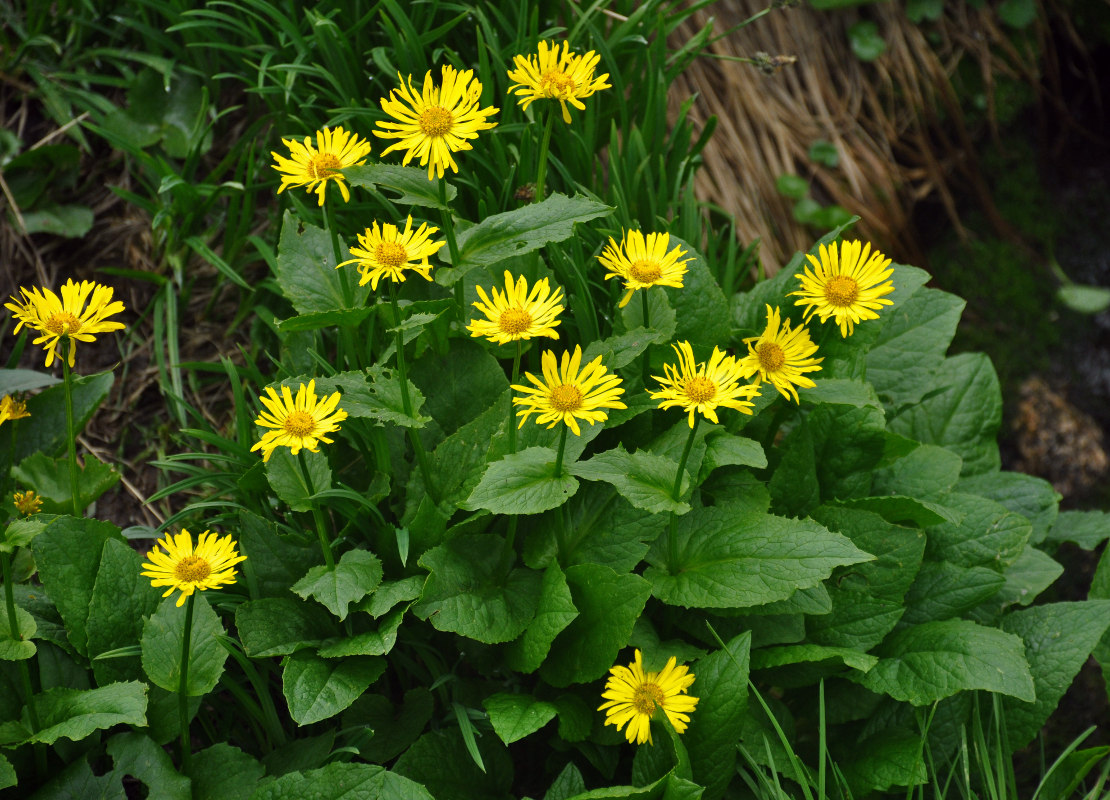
250;762;435;800
0;605;35;660
1058;283;1110;314
0;753;13;791
998;0;1036;27
465;446;579;515
848;20;886;60
645;506;872;609
840;730;927;794
959;470;1058;544
0;367;60;394
664;237;733;347
776;174;808;200
413;535;542;644
20;204;94;237
12;451;120;512
858;619;1034;705
291;550;383;621
2;681;147;746
409;338;509;436
969;546;1063;621
344;163;456;210
275;210;370;313
685;632;751;800
344;688;433;764
107;731;191;800
236;597;337;657
906;0;944;22
901;562;1006;625
924;492;1030;570
237;511;322;599
438;193;612;281
315;367;428;429
700;432;767;479
16;371;113;461
797;379;880;408
1043;509;1110;550
283;652;385;725
570;446;689;514
1000;601;1110;748
540;564;652;686
583;327;656;369
871;443;963;501
750;644;877;673
832;495;957;527
277;306;375;332
264;447;331;513
141;595;228;695
191;743;264;800
808;593;905;651
808;140;840;168
504;563;578;673
484;693;557;745
811;505;924;603
394;729;513;800
318;607;404;658
86;538;162;685
364;576;424;618
620;286;677;342
544;763;586;800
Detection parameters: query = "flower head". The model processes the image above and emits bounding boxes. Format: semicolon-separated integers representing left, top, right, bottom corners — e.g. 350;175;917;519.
251;380;347;463
337;217;445;291
737;305;822;403
0;394;30;427
598;649;698;746
374;65;498;180
271;126;372;206
507;40;611;124
791;240;895;337
650;341;761;427
140;529;246;607
599;230;691;308
512;345;626;436
13;491;42;516
5;279;125;368
467;271;564;345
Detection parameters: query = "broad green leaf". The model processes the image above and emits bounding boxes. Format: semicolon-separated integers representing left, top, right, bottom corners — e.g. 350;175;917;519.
545;763;587;800
811;506;924;603
832;495;957;527
107;732;190;800
0;367;60;394
275;210;370;313
9;756;122;797
808;593;904;651
250;762;435;800
317;607;404;658
797;379;881;408
86;538;161;685
344;688;433;764
282;652;385;725
464;446;579;515
0;519;45;552
541;564;652;687
900;562;1006;625
570;446;689;514
1043;509;1110;550
291;549;383;621
859;619;1034;705
363;576;423;618
504;563;578;673
236;597;337;657
2;681;147;746
839;730;927;794
413;535;542;644
141;595;228;695
620;286;677;342
924;492;1030;570
13;451;120;513
750;644;877;673
264;447;332;513
191;743;264;800
583;327;656;369
315;367;428;428
237;511;322;599
768;418;821;518
871;443;963;501
0;605;35;660
394;729;513;800
277;306;375;332
1034;746;1110;800
0;753;12;791
958;470;1058;544
700;431;767;478
664;237;732;346
484;693;557;744
16;371;113;461
344;163;456;210
968;546;1063;622
645;506;872;609
685;632;751;800
259;730;336;777
810;403;888;501
409;337;509;436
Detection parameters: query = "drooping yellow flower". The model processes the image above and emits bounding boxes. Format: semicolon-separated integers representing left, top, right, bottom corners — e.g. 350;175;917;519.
337;216;446;291
599;230;691;309
13;491;42;516
374;65;498;180
271;126;372;206
467;271;564;345
737;305;823;403
5;279;125;368
0;394;30;427
650;341;761;428
507;40;611;124
140;529;246;607
598;649;698;746
512;345;626;436
251;380;347;463
791;240;895;337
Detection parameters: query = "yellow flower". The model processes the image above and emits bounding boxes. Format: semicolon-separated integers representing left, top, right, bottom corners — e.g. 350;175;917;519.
374;65;498;180
737;305;823;403
271;126;371;206
13;491;42;516
507;40;611;124
598;649;698;746
791;240;895;337
650;341;761;428
140;529;246;607
337;216;446;291
251;380;347;463
512;345;626;436
467;271;565;345
0;394;30;427
5;279;125;368
599;230;691;308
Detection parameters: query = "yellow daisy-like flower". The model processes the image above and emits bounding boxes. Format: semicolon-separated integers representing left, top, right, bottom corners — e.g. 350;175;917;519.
512;345;626;436
271;126;371;206
5;279;125;368
251;380;348;463
13;491;42;516
0;394;30;427
467;271;565;345
650;341;761;428
374;65;498;180
140;529;247;607
337;216;446;291
738;305;823;404
598;649;699;746
791;239;895;337
507;40;611;124
599;230;691;309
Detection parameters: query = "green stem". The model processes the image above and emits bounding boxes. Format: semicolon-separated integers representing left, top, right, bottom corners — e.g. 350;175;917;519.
389;284;441;505
179;592;196;774
61;340;81;518
3;551;45;779
508;341;522;455
668;417;700;571
640;290;651;388
299;450;335;569
534;107;556;202
437;179;464;321
552;423;569;477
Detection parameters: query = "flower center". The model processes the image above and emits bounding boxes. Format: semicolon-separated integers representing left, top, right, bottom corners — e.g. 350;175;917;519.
631;682;666;716
629;259;662;284
282;410;317;438
824;274;860;307
499;307;533;335
174;555;212;584
684;376;717;404
310;153;342;180
756;342;786;372
550;383;583;412
374;241;409;270
540;69;576;97
45;312;82;336
418;106;454;137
